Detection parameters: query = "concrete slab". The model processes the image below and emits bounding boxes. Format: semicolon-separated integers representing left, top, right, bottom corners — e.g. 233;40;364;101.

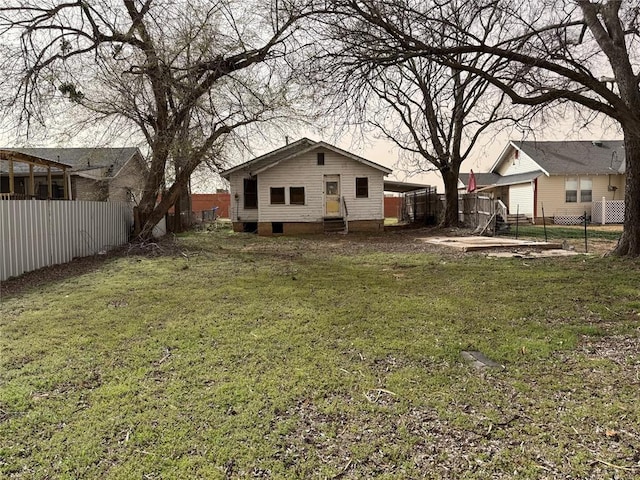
419;236;563;252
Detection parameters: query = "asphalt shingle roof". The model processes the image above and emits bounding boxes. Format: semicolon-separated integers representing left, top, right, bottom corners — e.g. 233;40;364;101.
1;147;141;176
221;138;391;178
458;172;501;187
515;140;625;175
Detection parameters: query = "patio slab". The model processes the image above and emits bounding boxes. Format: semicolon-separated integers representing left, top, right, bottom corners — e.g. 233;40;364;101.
419;236;563;252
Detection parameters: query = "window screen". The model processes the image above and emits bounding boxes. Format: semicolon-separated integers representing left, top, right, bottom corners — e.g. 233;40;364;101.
270;187;285;204
290;187;305;205
355;177;368;198
244;178;258;209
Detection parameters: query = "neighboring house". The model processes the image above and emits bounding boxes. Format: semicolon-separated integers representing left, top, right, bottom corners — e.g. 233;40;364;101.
221;138;392;235
0;147;146;203
459;140;626;223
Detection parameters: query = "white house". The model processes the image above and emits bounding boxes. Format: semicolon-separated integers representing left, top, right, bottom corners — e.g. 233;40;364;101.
221;138;392;235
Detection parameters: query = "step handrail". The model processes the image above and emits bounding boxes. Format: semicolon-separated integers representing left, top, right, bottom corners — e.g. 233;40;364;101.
496;199;508;220
341;196;349;233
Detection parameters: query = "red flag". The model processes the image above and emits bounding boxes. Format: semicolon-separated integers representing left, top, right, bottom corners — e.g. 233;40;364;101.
467;170;477;193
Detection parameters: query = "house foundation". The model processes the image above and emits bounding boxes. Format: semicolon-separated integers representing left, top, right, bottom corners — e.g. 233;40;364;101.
232;220;383;236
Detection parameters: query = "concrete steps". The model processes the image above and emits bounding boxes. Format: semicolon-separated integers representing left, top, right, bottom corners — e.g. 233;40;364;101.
324;217;346;233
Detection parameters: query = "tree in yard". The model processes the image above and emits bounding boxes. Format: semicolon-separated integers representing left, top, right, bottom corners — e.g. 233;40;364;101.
325;0;640;255
0;0;311;238
310;2;523;226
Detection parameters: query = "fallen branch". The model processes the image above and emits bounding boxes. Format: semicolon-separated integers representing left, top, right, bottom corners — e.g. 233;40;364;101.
331;459;352;479
156;348;171;365
594;458;637;472
364;388;397;403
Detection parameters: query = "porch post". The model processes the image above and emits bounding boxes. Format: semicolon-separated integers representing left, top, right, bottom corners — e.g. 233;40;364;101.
29;163;35;197
66;170;72;200
602;196;606;225
9;159;14;194
63;169;69;200
47;166;52;199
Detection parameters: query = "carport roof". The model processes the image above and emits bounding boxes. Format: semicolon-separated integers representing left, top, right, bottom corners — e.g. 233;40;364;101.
493;170;544;186
384;180;432;193
474;171;545;192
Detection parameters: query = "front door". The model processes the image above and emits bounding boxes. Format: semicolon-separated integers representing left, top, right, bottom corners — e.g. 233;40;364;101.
324;175;340;217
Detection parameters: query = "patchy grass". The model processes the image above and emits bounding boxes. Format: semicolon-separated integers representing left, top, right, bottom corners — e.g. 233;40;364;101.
1;229;639;479
502;224;623;241
500;224;623;254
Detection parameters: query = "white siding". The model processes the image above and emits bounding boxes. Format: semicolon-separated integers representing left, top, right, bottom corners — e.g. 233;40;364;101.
228;173;259;222
509;183;534;215
496;148;542;176
228;150;386;223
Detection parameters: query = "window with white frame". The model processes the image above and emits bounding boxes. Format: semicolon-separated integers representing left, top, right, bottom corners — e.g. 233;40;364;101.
355;177;369;198
580;177;592;202
289;187;305;205
565;177;578;203
270;187;285;204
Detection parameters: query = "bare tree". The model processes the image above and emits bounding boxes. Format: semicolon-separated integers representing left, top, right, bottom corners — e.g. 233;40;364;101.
307;0;532;226
323;0;640;255
0;0;311;238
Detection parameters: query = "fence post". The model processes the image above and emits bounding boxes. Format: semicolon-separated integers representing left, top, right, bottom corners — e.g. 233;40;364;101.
584;210;588;253
541;204;547;242
601;196;606;225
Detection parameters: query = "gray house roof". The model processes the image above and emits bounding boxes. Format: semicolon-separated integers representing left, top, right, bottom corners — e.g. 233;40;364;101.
458;172;501;188
459;140;625;191
1;147;142;176
513;140;626;175
221;138;392;178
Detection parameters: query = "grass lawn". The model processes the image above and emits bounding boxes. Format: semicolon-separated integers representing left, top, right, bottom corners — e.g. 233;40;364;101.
1;228;639;479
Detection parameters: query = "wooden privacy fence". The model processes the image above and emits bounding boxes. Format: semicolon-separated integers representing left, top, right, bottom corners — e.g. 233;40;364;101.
1;200;133;281
401;187;439;224
400;190;498;230
458;194;494;228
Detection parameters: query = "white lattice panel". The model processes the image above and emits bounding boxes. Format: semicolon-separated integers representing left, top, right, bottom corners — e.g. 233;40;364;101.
554;214;584;225
592;200;624;224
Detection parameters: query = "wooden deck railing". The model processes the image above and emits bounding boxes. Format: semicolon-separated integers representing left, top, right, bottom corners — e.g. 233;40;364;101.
0;193;37;200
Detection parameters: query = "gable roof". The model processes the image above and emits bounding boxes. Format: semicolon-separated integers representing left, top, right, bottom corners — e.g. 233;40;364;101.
221;138;392;178
495;140;626;175
1;147;143;177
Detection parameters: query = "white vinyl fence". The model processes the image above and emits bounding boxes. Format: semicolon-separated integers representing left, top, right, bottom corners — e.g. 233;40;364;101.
592;198;625;224
1;200;133;281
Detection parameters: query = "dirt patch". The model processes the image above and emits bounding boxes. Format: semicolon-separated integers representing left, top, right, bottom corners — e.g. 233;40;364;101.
274;334;640;479
0;236;185;298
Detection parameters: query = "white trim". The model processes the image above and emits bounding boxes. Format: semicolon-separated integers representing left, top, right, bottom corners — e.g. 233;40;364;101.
223;138;392;179
489;141;550;176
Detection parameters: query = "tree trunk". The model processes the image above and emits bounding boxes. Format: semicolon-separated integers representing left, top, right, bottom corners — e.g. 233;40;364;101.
440;168;460;227
137;166;194;240
612;129;640;256
173;187;183;233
